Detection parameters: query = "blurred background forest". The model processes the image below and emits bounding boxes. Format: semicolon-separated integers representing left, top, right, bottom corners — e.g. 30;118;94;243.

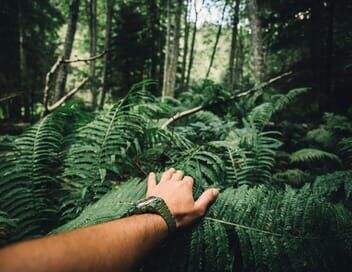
0;0;351;130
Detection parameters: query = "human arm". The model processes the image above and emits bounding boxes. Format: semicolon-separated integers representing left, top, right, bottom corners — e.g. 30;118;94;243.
0;168;219;272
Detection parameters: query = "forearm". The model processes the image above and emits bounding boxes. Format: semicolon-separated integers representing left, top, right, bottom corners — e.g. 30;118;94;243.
0;214;168;272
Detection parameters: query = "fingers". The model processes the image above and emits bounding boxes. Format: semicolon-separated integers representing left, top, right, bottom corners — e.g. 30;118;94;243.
194;188;219;215
160;168;176;183
147;172;157;190
182;176;194;188
171;170;184;181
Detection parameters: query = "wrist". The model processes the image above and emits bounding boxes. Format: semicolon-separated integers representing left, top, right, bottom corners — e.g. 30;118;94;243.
142;214;168;239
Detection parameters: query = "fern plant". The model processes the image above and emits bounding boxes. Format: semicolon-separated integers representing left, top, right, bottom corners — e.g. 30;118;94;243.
1;86;352;271
52;178;352;272
0;112;65;241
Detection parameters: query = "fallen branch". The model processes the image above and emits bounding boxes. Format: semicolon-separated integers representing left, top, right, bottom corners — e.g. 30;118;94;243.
42;51;107;114
161;71;292;129
62;51;107;64
0;92;23;103
43;57;63;111
43;78;88;116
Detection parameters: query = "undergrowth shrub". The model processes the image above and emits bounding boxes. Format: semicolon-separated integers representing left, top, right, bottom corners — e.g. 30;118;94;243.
0;84;351;271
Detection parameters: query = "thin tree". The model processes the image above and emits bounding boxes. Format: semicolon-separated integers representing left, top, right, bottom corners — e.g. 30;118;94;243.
162;0;183;97
18;1;30;121
99;0;114;108
227;0;240;90
185;0;203;90
180;0;190;91
54;0;80;101
326;0;335;111
86;0;97;108
205;2;227;79
247;0;265;83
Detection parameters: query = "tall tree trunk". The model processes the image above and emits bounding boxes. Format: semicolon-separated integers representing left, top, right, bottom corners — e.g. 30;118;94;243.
162;0;182;97
247;0;265;84
54;0;80;101
227;0;240;90
8;1;21;121
235;27;244;85
86;0;97;108
185;0;203;90
99;0;114;108
148;0;159;95
180;0;190;91
326;0;335;111
205;3;227;79
19;0;30;121
310;0;324;111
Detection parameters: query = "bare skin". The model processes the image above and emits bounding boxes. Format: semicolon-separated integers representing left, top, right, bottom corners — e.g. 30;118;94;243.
0;168;219;272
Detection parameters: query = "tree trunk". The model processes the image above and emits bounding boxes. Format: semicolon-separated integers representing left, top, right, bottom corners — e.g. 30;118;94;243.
162;0;182;97
86;0;97;108
185;0;203;90
99;0;114;108
227;0;240;90
247;0;265;84
235;27;244;85
180;0;190;91
19;0;30;121
310;0;324;111
8;1;21;121
148;0;160;95
326;0;335;111
205;3;227;79
54;0;80;101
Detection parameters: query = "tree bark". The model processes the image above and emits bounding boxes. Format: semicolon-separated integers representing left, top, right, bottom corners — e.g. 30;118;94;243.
247;0;265;83
86;0;97;108
19;0;30;121
54;0;80;101
185;0;203;90
227;0;240;90
162;0;182;97
326;0;335;111
8;1;21;121
205;2;227;79
99;0;114;108
180;0;190;91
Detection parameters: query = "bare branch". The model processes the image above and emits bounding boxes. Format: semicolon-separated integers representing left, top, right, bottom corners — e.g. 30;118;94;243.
43;57;63;112
161;106;202;129
62;51;107;64
161;71;292;129
0;92;23;103
43;78;88;116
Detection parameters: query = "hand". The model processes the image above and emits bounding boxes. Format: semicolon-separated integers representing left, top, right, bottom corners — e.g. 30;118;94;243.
146;168;219;228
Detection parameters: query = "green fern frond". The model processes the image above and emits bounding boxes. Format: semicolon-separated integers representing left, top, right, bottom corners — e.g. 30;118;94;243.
0;113;65;242
290;148;341;164
338;137;352;167
313;170;352;200
273;168;311;187
272;87;308;113
53;180;352;271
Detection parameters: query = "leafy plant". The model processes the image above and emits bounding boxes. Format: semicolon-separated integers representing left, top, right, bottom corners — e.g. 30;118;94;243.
0;87;351;271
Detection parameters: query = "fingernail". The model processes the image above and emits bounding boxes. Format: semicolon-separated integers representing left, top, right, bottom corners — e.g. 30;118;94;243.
149;172;155;177
211;188;219;197
170;168;176;171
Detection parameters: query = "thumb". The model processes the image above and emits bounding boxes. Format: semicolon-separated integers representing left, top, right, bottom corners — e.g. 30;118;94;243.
194;188;219;215
147;172;157;191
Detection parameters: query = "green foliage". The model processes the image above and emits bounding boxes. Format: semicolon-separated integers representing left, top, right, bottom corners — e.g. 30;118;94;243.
313;170;352;201
0;112;65;241
0;86;351;271
338;137;352;167
290;148;341;164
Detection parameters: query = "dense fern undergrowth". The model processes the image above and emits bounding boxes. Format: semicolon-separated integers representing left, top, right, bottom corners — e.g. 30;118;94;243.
1;81;352;271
